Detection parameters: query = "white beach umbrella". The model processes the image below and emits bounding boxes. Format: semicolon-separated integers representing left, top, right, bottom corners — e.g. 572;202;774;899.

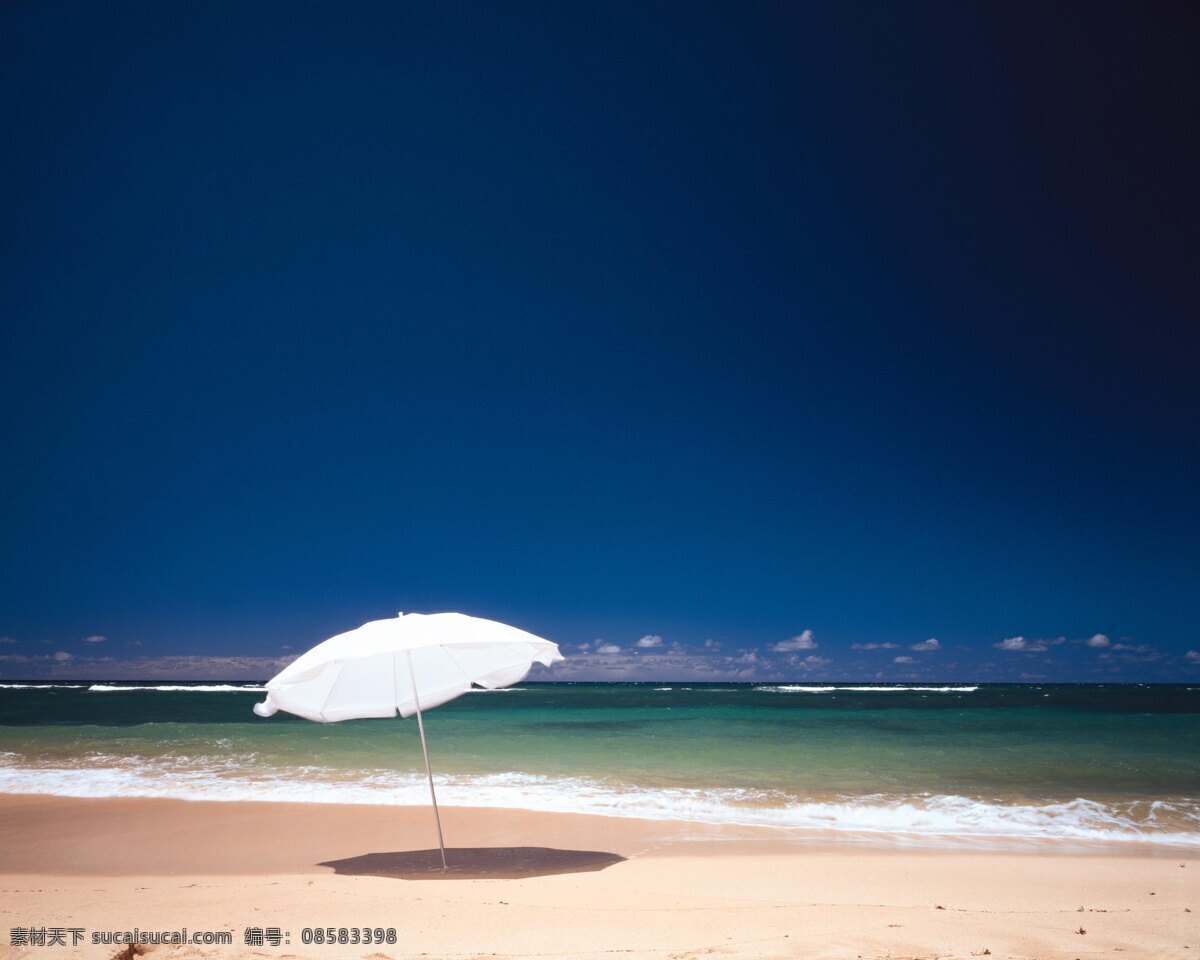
252;611;564;868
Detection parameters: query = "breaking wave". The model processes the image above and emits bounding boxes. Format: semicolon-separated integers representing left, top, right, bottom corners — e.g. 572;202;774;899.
463;687;525;693
754;685;979;694
0;683;88;689
0;756;1194;848
86;684;267;693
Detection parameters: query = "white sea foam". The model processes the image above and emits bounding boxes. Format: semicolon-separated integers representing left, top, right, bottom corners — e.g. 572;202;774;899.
754;685;979;694
0;758;1194;848
0;683;88;689
463;687;525;693
755;686;839;693
86;684;267;693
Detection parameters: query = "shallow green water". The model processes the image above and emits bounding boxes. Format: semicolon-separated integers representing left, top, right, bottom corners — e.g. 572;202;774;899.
1;682;1197;845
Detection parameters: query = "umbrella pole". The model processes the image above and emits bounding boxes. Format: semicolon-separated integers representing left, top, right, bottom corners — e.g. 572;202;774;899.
407;651;447;870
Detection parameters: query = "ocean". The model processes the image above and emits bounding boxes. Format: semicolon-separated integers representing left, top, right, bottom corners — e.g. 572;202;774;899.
1;682;1197;849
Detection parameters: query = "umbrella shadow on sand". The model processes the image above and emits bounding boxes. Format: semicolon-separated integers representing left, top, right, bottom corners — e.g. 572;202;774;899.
318;846;626;880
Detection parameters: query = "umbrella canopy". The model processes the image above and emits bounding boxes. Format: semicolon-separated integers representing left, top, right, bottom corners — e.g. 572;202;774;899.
252;611;564;868
252;611;563;722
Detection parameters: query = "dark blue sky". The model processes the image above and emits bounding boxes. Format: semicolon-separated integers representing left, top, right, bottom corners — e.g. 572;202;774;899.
2;1;1198;681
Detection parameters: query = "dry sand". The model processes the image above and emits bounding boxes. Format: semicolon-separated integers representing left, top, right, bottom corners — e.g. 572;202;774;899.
0;794;1195;960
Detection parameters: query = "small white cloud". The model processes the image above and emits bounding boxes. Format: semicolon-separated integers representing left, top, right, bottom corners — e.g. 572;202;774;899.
893;655;915;664
910;638;940;652
53;651;74;662
773;629;816;652
636;635;663;648
1086;633;1110;648
595;643;621;655
126;640;142;647
0;636;16;644
82;635;107;645
577;641;592;651
1100;642;1159;661
851;642;898;650
995;636;1043;651
704;638;721;650
1185;650;1200;664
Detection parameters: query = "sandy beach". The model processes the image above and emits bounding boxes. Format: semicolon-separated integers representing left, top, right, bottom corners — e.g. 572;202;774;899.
0;794;1194;960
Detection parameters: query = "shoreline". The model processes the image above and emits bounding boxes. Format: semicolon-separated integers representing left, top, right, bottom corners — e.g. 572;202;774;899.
0;785;1196;856
0;794;1196;959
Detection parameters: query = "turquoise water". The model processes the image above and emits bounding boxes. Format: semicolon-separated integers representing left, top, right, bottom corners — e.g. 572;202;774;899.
1;682;1197;847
